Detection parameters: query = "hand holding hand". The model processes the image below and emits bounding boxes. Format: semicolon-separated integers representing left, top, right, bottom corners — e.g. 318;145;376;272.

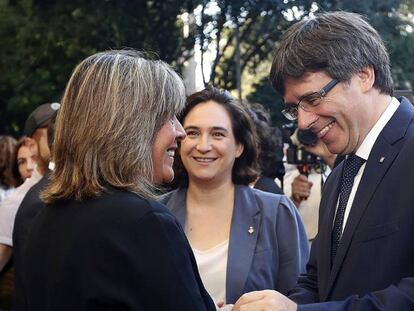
233;290;297;311
216;300;233;310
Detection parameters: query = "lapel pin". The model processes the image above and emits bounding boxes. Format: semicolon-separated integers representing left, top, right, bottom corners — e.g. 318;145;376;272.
248;226;254;235
379;156;385;163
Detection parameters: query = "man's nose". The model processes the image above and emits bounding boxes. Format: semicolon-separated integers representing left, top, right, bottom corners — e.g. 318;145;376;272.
297;108;318;130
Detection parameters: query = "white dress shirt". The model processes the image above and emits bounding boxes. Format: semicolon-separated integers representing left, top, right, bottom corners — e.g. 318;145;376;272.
0;168;42;246
338;97;400;233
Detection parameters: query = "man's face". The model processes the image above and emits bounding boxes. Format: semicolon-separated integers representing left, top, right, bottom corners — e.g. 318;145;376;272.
283;71;372;155
31;127;50;174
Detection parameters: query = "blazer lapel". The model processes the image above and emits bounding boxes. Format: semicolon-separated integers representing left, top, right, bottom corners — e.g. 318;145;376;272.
324;98;414;299
226;185;261;304
165;187;188;227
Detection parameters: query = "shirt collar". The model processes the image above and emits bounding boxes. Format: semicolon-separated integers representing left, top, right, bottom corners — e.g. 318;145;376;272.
356;97;400;160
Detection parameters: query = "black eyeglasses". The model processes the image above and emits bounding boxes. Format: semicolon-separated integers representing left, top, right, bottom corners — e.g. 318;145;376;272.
281;79;339;121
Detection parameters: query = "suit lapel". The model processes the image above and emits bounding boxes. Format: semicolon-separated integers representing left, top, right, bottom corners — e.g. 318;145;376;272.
324;98;414;299
226;185;261;303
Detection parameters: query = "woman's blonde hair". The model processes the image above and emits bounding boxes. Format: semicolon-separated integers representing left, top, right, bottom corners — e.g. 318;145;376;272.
41;50;186;203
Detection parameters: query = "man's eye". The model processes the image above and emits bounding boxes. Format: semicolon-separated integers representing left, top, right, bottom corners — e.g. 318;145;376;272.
304;95;322;106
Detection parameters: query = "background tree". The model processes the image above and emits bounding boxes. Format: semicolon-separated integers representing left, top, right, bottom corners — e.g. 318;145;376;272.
0;0;199;135
196;0;315;91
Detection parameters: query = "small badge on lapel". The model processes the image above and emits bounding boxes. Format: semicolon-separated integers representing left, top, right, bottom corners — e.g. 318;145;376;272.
379;156;385;163
248;226;254;235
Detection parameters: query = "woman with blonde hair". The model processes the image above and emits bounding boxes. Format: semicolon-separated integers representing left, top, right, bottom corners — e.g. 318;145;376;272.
18;50;215;311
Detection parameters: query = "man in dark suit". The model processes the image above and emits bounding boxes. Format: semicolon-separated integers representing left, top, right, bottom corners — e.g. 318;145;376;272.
233;11;414;311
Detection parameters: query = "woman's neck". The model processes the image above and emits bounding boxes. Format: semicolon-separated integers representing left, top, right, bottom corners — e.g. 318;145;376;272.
187;178;235;210
185;178;236;250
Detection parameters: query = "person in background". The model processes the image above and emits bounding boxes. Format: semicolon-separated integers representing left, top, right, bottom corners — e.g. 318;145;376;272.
248;103;284;195
164;86;308;308
0;136;17;201
0;136;17;311
12;137;39;184
13;115;57;310
234;11;414;311
284;138;336;243
0;103;59;273
18;50;215;311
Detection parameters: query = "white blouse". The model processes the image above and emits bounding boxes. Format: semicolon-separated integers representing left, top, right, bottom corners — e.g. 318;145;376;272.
192;240;229;304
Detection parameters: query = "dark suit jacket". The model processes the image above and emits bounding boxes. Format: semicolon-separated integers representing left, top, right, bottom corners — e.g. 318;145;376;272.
13;172;49;310
253;176;284;194
17;188;215;311
289;97;414;310
164;185;309;304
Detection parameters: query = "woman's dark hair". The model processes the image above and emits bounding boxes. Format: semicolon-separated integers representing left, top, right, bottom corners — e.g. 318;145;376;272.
0;135;18;189
248;103;285;180
11;137;28;186
173;86;259;187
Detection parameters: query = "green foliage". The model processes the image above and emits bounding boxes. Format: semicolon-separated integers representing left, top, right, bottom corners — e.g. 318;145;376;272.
246;77;286;128
0;0;199;135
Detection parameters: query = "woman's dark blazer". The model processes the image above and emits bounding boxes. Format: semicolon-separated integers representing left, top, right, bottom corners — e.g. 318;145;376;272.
17;188;215;311
163;185;309;304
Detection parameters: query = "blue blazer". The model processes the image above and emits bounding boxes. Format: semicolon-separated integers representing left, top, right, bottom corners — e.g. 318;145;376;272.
163;184;309;304
290;98;414;310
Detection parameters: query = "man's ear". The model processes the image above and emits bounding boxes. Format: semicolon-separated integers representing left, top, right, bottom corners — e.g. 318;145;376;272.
357;66;375;93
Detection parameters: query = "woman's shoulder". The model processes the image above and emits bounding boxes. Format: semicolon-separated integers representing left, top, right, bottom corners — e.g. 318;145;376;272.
83;188;174;222
237;185;296;215
159;187;187;211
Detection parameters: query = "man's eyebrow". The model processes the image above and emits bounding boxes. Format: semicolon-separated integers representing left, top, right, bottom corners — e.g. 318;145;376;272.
284;90;319;106
298;90;319;101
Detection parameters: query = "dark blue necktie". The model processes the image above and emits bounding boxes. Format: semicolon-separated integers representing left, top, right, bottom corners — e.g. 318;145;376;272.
331;154;365;263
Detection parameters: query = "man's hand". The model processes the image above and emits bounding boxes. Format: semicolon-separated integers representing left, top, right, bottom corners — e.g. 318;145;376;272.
233;290;297;311
291;174;313;207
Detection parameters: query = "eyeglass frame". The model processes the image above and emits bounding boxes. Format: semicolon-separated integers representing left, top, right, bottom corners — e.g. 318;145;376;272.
281;79;339;121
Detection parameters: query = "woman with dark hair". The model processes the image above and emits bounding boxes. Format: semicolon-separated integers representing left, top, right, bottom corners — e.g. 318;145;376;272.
164;87;309;307
18;50;215;311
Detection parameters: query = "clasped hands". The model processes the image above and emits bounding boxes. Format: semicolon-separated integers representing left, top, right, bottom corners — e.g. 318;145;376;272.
219;290;297;311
